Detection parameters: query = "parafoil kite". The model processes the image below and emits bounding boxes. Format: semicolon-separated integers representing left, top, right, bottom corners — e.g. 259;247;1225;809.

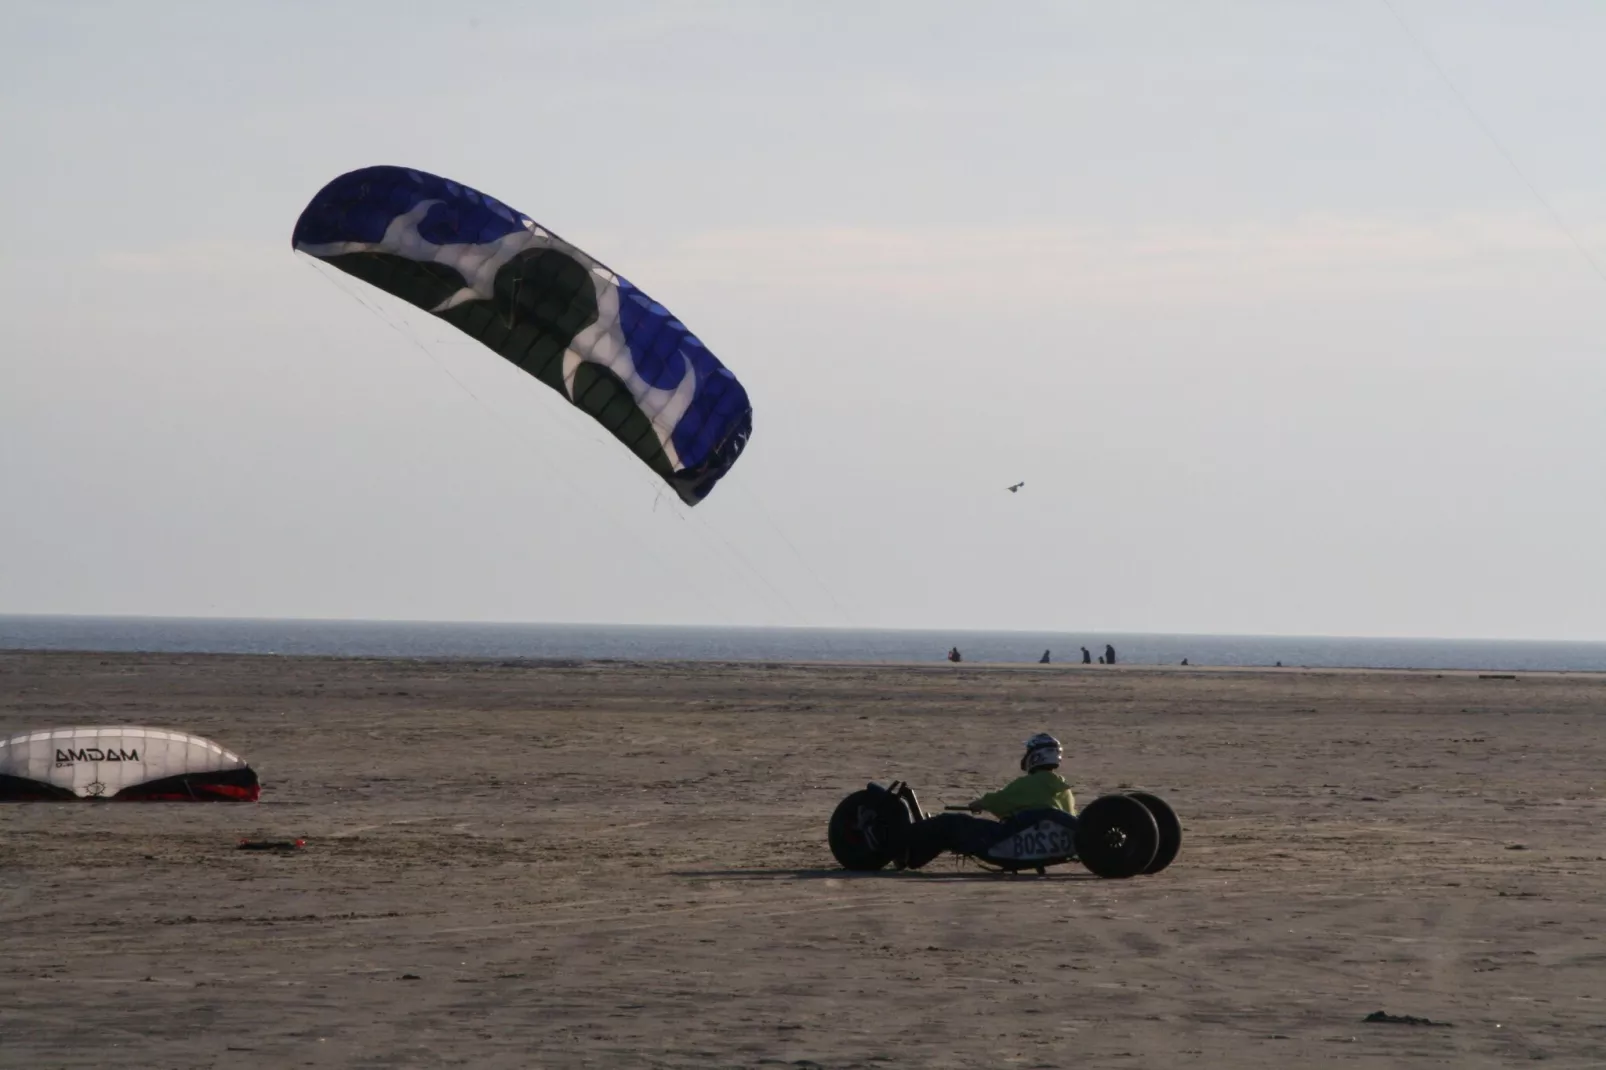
293;166;753;505
0;726;260;801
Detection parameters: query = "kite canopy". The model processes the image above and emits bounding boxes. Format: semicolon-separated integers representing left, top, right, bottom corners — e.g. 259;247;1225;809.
0;727;260;802
293;165;753;505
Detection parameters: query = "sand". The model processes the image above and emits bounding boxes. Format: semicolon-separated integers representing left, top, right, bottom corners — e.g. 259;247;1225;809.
1;651;1603;1068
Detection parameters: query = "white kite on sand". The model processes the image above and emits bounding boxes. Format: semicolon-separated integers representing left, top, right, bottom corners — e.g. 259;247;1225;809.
0;726;259;801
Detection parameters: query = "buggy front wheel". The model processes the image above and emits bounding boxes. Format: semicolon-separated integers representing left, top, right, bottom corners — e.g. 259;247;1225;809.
1074;794;1159;879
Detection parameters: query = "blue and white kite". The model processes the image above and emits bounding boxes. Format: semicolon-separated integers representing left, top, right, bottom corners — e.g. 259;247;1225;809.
293;166;752;505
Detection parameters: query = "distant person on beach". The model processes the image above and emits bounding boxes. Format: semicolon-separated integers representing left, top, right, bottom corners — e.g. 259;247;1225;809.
1039;650;1051;664
1105;644;1117;665
897;733;1075;870
1081;646;1092;664
1097;656;1105;664
1181;658;1189;666
947;647;962;663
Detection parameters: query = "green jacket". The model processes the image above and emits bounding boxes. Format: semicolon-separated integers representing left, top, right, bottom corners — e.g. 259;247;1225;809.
970;770;1076;819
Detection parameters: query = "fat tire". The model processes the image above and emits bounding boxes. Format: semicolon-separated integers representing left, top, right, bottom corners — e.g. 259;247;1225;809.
1075;794;1160;879
828;788;908;871
1124;791;1181;874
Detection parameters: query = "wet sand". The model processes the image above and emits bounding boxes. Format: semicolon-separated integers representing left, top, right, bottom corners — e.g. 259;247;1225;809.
1;651;1603;1068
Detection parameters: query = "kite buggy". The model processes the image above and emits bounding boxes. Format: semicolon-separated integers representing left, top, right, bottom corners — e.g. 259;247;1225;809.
828;782;1180;877
827;733;1179;877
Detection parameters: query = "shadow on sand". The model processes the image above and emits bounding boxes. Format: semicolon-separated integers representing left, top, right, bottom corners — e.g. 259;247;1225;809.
672;867;1101;882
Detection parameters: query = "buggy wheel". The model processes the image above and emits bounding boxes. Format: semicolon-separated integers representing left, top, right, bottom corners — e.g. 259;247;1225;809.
1125;791;1181;874
1075;794;1159;879
828;788;910;871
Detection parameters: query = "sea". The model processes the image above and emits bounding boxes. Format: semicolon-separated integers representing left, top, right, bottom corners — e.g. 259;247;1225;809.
2;615;1604;672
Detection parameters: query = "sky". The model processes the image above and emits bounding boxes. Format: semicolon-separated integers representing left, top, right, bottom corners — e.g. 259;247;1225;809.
3;1;1604;639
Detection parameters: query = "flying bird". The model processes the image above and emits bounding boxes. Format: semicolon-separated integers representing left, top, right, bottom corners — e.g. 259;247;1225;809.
1007;482;1025;493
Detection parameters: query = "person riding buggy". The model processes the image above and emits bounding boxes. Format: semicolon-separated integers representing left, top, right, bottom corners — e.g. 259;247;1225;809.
897;732;1074;870
828;733;1180;878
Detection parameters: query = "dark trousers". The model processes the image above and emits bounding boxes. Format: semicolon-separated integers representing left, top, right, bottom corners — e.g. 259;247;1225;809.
905;812;999;870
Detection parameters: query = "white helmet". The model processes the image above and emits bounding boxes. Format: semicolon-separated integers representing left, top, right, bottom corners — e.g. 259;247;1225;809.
1021;732;1062;772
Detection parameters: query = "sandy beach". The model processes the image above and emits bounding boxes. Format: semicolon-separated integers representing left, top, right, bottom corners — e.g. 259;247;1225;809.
1;651;1602;1068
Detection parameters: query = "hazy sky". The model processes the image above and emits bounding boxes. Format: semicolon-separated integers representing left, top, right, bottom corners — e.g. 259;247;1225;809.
4;1;1604;638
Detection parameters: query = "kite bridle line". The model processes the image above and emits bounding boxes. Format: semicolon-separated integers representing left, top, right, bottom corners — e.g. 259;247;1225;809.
297;253;809;627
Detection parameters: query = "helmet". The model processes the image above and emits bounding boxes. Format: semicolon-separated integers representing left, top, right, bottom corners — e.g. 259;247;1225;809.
1020;732;1062;772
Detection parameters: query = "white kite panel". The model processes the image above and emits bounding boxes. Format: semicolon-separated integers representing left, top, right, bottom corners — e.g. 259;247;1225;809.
0;726;252;799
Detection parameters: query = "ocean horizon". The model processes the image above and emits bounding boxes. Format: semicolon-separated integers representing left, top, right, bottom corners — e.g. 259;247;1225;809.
3;614;1605;673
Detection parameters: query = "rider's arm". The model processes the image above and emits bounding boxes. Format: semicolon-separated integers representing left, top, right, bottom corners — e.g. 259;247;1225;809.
969;777;1032;817
967;791;999;815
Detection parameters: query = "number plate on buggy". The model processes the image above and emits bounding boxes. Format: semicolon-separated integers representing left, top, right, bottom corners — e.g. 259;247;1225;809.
989;819;1075;861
